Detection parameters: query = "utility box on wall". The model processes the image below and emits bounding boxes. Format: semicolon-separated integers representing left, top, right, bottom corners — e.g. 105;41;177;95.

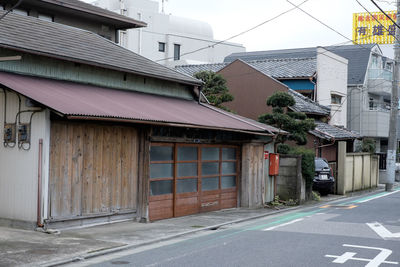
269;153;279;175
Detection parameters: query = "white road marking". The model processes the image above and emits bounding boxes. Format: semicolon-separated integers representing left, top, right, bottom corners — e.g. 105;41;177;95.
357;190;400;203
367;222;400;239
261;218;304;231
325;244;398;266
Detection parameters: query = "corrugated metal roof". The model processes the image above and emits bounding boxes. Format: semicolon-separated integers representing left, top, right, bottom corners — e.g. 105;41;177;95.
0;11;201;86
0;71;275;135
310;121;359;141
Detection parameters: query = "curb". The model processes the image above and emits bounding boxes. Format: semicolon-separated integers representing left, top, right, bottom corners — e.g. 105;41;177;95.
41;188;390;267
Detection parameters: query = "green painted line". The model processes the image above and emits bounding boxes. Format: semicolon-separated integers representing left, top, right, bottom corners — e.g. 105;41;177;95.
247;210;320;231
340;187;400;205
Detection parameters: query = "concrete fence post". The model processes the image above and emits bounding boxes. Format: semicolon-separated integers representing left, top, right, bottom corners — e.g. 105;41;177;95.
337;141;347;195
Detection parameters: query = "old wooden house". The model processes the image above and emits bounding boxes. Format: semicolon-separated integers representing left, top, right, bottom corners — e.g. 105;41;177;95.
0;11;281;229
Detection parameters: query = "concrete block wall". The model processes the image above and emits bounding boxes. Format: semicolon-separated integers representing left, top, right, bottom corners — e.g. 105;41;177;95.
276;155;305;203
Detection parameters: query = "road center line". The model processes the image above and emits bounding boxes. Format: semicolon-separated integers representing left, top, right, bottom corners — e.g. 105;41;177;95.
262;218;304;231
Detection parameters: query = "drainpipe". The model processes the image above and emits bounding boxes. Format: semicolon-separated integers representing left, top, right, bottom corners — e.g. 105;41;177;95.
310;73;317;102
198;86;203;104
37;138;44;228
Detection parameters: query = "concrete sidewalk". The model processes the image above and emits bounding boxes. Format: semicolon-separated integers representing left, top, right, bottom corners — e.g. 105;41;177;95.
0;192;381;267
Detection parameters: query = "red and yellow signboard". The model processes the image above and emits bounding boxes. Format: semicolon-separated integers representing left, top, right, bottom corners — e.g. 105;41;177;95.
353;11;396;44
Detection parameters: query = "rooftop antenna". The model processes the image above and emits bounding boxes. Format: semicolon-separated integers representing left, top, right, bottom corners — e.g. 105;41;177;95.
161;0;168;13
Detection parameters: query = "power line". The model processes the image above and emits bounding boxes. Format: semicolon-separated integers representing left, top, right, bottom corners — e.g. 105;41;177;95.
287;0;400;46
155;0;310;62
370;0;400;30
355;0;400;44
0;0;23;21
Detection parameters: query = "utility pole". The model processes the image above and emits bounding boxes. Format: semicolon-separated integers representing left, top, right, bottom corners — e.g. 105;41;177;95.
386;0;400;191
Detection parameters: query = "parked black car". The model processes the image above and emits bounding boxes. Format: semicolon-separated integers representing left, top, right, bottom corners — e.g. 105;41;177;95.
313;157;334;195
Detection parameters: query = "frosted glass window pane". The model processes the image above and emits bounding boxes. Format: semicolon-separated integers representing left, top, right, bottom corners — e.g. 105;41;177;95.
177;163;197;177
202;177;219;191
150;180;172;195
201;147;219;160
177;179;197;193
150;163;173;179
201;162;219;175
222;162;236;174
150;146;173;161
177;146;197;161
221;176;236;189
222;148;236;160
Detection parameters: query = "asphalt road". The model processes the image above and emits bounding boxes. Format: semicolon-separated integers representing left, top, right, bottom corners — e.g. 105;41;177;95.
73;189;400;267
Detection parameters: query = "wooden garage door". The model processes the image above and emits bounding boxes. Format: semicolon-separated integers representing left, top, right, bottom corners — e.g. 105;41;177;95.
49;122;138;219
149;143;238;221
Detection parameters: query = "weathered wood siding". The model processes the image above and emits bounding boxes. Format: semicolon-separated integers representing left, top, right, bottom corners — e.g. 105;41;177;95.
49;122;138;219
241;143;265;208
0;48;193;100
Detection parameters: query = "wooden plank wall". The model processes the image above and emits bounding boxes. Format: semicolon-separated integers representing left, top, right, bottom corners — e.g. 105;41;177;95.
49;122;138;219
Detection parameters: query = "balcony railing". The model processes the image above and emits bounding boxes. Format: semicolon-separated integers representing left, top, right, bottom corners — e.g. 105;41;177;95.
368;68;393;81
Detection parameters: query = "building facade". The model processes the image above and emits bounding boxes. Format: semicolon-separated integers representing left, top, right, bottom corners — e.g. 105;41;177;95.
0;10;279;229
224;44;397;152
92;0;245;66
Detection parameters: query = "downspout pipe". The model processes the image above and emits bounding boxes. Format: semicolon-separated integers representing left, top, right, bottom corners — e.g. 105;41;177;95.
37;138;44;228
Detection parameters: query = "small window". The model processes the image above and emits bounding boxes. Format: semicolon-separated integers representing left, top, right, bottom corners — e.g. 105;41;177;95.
38;13;53;22
331;94;342;105
158;42;165;52
174;44;181;60
12;8;28;16
119;30;127;47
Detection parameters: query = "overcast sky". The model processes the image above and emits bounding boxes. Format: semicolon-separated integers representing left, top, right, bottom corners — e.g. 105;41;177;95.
83;0;397;53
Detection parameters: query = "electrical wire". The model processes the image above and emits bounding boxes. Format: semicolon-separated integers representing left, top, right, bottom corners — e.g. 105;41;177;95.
370;0;400;30
0;0;23;21
155;0;310;62
287;0;400;47
355;0;400;44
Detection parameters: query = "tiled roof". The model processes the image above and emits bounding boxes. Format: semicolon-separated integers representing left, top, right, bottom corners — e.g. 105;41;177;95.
288;89;330;116
247;58;316;79
224;44;377;85
175;61;330;116
25;0;146;29
175;58;316;79
175;63;228;77
311;121;359;140
0;11;201;86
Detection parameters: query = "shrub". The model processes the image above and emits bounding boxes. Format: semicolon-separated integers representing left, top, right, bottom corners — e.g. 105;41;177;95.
277;144;291;154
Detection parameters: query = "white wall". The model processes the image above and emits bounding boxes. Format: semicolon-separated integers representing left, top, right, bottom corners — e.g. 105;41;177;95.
0;91;50;225
93;0;245;66
316;47;348;127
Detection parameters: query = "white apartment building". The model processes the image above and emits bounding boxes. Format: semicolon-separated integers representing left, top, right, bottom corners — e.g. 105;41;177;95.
92;0;245;66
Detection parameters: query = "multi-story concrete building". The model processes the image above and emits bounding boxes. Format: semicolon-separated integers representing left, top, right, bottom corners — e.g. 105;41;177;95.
92;0;245;67
225;44;396;152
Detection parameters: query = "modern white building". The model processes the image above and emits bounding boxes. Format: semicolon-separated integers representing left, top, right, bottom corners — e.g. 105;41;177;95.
92;0;245;66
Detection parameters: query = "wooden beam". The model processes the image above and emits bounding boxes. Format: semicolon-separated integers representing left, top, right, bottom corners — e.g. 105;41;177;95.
0;56;22;62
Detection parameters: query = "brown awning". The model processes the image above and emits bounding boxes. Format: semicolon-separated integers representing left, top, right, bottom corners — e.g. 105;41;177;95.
0;72;277;135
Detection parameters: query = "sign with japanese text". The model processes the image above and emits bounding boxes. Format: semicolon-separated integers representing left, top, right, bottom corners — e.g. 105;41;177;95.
353;11;396;44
